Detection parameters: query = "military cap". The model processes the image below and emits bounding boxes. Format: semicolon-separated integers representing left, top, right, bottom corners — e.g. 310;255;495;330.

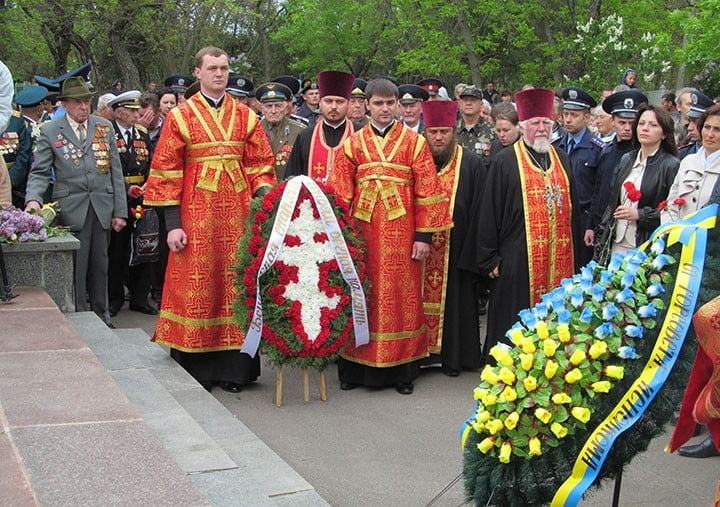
561;86;597;111
416;78;444;96
54;62;92;85
164;75;193;93
601;90;648;118
272;75;300;96
227;75;254;97
301;81;319;94
458;85;483;99
687;91;715;119
108;90;142;109
33;76;60;92
398;84;429;104
15;86;49;107
256;82;293;103
351;79;367;98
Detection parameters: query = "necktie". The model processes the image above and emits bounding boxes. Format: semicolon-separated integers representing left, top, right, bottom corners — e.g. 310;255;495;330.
77;124;86;143
567;138;576;154
126;130;133;152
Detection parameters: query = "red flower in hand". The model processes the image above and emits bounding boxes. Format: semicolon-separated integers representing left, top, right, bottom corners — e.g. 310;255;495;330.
623;181;642;202
673;198;686;207
657;200;668;211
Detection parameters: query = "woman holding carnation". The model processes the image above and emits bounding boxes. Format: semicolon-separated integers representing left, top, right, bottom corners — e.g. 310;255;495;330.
596;104;679;259
662;104;720;223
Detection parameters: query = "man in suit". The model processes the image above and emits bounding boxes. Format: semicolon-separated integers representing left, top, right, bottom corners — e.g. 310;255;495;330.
25;77;127;327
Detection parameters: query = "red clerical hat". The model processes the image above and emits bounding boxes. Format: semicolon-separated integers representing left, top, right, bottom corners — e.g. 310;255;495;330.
515;88;555;121
317;70;355;100
422;100;458;128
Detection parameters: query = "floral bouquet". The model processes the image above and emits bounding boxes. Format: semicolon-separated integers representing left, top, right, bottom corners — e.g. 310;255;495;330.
0;204;65;243
234;177;369;371
462;208;719;507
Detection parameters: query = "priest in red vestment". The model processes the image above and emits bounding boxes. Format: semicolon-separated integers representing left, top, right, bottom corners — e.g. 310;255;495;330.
460;88;580;357
144;46;276;392
286;70;356;182
420;100;487;376
327;78;453;394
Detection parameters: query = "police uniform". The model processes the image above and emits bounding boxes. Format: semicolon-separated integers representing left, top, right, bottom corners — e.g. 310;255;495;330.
679;91;714;161
164;75;194;96
256;83;306;180
553;86;605;265
106;91;157;316
416;77;444;98
455;85;496;158
227;75;254;101
296;81;320;126
398;84;429;134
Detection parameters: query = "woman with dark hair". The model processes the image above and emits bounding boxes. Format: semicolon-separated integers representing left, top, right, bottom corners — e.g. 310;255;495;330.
596;104;679;259
157;87;178;117
488;104;520;159
663;103;720;223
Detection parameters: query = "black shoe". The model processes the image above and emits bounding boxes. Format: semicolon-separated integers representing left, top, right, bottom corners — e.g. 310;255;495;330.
442;366;460;377
678;437;720;458
694;424;703;437
396;382;414;395
106;322;116;329
340;382;359;391
219;382;243;393
129;304;159;315
109;304;122;317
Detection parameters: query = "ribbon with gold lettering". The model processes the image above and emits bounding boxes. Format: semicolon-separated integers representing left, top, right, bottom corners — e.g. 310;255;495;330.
551;204;717;506
241;176;370;356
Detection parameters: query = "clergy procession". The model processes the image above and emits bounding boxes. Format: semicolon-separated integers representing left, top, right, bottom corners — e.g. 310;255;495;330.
4;38;720;503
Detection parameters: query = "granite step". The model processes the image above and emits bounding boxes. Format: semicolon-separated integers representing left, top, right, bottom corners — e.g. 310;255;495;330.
68;312;327;506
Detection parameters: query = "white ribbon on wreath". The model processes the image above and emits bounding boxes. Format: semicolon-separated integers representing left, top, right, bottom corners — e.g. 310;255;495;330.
242;175;370;357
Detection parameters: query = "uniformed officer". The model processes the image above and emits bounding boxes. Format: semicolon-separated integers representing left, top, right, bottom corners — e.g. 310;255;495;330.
398;84;429;133
1;107;32;208
553;86;606;265
227;75;254;105
11;86;50;207
296;81;320;125
678;91;714;160
416;77;444;101
347;79;368;127
106;90;157;316
163;75;194;104
272;75;310;126
256;82;306;180
456;84;497;158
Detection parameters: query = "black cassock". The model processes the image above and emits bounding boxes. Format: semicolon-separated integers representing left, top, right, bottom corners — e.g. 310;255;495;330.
428;148;488;371
459;143;581;354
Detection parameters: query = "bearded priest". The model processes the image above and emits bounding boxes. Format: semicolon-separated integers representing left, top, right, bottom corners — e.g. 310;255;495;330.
460;88;581;357
419;99;487;376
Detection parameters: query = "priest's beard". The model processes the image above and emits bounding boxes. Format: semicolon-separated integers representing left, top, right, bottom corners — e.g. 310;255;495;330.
430;142;456;169
524;136;550;153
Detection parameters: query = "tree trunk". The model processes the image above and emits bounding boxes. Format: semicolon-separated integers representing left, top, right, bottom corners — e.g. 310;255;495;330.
108;31;142;89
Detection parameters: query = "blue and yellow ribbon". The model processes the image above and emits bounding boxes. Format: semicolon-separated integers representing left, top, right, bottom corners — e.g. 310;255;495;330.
551;204;717;506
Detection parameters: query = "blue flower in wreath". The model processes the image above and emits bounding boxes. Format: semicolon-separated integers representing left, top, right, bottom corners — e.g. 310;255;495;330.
534;302;549;319
647;283;665;297
561;277;575;293
519;309;537;330
557;308;572;325
600;270;613;285
653;254;671;270
579;307;594;324
608;252;624;273
570;288;584;308
586;260;600;271
638;303;657;318
625;325;644;338
579;266;594;290
594;322;614;339
618;345;638;359
621;269;637;288
602;303;620;321
549;288;566;312
592;284;605;302
651;237;666;255
615;287;635;304
628;249;647;265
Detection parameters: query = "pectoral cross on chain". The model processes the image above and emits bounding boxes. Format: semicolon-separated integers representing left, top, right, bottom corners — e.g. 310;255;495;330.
542;184;564;216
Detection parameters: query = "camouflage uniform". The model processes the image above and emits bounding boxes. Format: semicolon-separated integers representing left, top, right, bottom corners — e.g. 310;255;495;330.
456;117;496;159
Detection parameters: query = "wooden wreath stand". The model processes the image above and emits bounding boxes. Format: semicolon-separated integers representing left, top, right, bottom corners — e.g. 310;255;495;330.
275;365;328;407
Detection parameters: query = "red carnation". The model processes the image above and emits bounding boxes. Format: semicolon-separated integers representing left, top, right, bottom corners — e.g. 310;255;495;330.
623;182;642;202
254;211;269;223
657;200;668;211
673;198;686;207
313;232;328;243
284;235;302;247
261;199;274;212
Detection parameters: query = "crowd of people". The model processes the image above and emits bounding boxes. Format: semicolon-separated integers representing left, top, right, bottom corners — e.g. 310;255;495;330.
1;50;720;457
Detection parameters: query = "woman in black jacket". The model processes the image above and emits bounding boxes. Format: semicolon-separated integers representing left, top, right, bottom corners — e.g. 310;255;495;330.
596;104;679;260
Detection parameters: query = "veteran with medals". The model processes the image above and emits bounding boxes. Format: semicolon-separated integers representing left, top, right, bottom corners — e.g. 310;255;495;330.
286;71;356;182
256;82;305;180
328;78;453;395
461;88;580;355
25;77;127;326
144;46;276;393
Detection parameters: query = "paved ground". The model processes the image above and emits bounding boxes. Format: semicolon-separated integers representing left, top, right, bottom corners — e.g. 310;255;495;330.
114;308;719;506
